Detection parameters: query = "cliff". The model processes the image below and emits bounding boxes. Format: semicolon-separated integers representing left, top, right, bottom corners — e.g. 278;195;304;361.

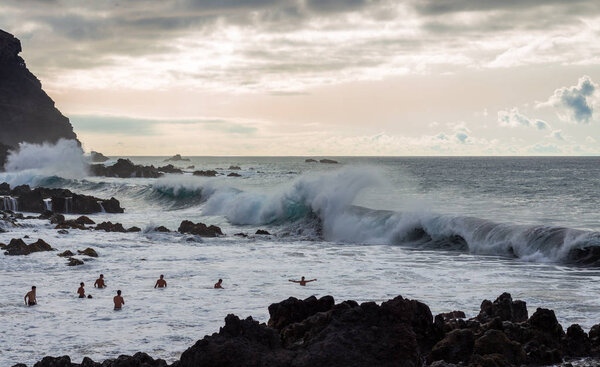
0;29;78;160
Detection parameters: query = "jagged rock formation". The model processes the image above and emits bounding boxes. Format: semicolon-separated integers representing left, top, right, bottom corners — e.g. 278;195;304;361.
19;293;600;367
90;151;109;162
90;158;163;178
0;30;78;150
164;154;190;162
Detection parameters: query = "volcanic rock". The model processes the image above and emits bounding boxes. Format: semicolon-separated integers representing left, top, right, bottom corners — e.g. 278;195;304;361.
91;158;162;178
57;250;74;257
164;154;189;162
0;30;79;149
154;226;171;232
193;170;218;177
67;257;84;266
95;221;127;232
4;238;53;255
178;220;223;237
319;159;338;164
90;151;109;162
78;247;98;257
157;164;183;174
228;165;241;170
75;216;95;225
256;229;270;235
305;158;317;163
227;172;241;177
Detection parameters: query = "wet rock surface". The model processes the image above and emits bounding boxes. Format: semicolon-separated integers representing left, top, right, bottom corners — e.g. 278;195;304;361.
178;220;223;237
193;170;218;177
90;159;162;178
3;238;53;255
19;293;600;367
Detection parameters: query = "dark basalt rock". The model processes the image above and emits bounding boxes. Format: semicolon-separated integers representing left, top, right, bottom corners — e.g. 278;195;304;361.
158;164;183;174
1;182;124;214
319;159;338;164
23;293;600;367
77;247;98;257
91;159;162;178
154;226;171;232
0;30;79;150
75;216;95;225
57;250;74;257
193;170;218;177
178;220;223;237
476;292;528;323
255;229;270;235
127;226;141;232
90;151;109;162
95;221;127;232
305;158;317;163
55;220;88;230
228;165;241;170
4;238;53;255
23;352;168;367
165;154;189;162
227;172;241;177
67;257;84;266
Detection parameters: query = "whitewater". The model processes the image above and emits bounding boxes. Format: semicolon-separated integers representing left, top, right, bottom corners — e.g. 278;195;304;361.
2;144;600;366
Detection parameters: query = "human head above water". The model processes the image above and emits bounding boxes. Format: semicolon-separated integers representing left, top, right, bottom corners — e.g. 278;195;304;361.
32;286;36;290
100;274;104;278
80;282;84;286
160;274;164;279
117;290;121;295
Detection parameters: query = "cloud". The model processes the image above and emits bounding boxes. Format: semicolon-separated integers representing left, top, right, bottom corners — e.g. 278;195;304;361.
539;75;599;124
497;107;549;130
551;130;564;141
455;132;468;143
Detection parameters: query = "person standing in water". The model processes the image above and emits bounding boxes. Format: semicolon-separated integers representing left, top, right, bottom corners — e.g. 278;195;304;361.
113;290;125;310
94;274;106;288
77;282;85;298
24;286;37;306
214;279;224;289
154;275;167;288
288;276;317;286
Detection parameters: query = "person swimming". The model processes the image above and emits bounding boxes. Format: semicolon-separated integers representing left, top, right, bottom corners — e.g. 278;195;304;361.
24;286;37;306
77;282;85;298
214;279;223;289
113;290;124;310
94;274;106;288
154;274;167;288
288;276;317;286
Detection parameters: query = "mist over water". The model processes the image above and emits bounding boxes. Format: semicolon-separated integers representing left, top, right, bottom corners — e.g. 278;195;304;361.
2;144;600;366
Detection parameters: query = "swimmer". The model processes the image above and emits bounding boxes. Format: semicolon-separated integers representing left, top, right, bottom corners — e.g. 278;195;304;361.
113;290;125;310
77;282;85;298
288;276;317;286
24;286;37;306
154;274;167;288
94;274;106;288
214;279;224;289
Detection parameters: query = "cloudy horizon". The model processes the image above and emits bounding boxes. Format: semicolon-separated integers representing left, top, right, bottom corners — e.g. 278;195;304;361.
2;0;599;155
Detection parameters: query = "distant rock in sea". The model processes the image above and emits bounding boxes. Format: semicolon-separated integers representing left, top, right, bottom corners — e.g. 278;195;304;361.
305;158;317;163
91;158;163;178
319;159;338;164
90;151;109;162
0;30;78;150
164;154;190;162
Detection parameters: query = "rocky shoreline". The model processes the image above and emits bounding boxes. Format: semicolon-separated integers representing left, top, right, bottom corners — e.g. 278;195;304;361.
12;293;600;367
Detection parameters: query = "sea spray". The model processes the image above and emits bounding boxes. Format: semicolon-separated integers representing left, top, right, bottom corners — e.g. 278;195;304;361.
1;139;88;187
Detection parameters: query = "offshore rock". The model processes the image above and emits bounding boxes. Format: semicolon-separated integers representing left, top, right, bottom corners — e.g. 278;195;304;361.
90;159;162;178
90;151;109;162
4;238;53;255
158;164;183;174
193;170;218;177
178;220;223;237
165;154;189;162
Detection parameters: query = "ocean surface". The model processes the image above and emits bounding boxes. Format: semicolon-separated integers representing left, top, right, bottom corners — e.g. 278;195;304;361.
2;154;600;366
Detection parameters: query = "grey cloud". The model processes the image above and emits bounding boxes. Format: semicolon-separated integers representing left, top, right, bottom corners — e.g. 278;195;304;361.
535;120;549;130
498;108;551;131
414;0;594;15
544;75;598;124
455;132;468;143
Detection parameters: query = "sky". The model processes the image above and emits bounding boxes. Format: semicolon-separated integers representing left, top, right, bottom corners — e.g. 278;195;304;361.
2;0;600;156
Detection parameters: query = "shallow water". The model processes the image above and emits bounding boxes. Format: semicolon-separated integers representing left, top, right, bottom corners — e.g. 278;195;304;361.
1;156;600;366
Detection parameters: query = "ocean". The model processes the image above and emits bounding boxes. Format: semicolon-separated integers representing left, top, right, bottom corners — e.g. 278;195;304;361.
1;155;600;366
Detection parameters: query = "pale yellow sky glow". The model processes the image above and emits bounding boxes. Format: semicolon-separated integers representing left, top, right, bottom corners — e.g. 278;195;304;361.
2;0;600;155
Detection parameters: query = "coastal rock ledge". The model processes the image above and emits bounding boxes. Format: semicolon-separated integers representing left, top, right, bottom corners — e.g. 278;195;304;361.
15;293;600;367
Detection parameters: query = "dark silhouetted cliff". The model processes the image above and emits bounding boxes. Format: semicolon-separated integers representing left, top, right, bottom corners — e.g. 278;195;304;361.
0;29;78;155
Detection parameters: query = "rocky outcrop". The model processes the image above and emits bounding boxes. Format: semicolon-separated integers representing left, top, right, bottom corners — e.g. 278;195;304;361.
193;170;218;177
165;154;190;162
3;238;53;255
77;247;98;257
90;151;109;162
0;183;124;214
319;159;338;164
228;165;241;170
21;293;600;367
90;159;162;178
305;158;317;163
178;220;223;237
158;164;183;174
0;30;78;149
227;172;241;177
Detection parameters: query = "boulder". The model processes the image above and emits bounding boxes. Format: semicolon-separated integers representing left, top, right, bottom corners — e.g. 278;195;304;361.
473;329;527;366
4;238;53;255
193;170;218;177
67;257;84;266
127;226;142;232
256;229;271;235
305;159;317;163
154;226;171;232
227;172;241;177
228;165;241;170
178;220;223;237
75;216;95;225
267;295;335;329
77;247;98;257
57;250;74;257
95;221;127;232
